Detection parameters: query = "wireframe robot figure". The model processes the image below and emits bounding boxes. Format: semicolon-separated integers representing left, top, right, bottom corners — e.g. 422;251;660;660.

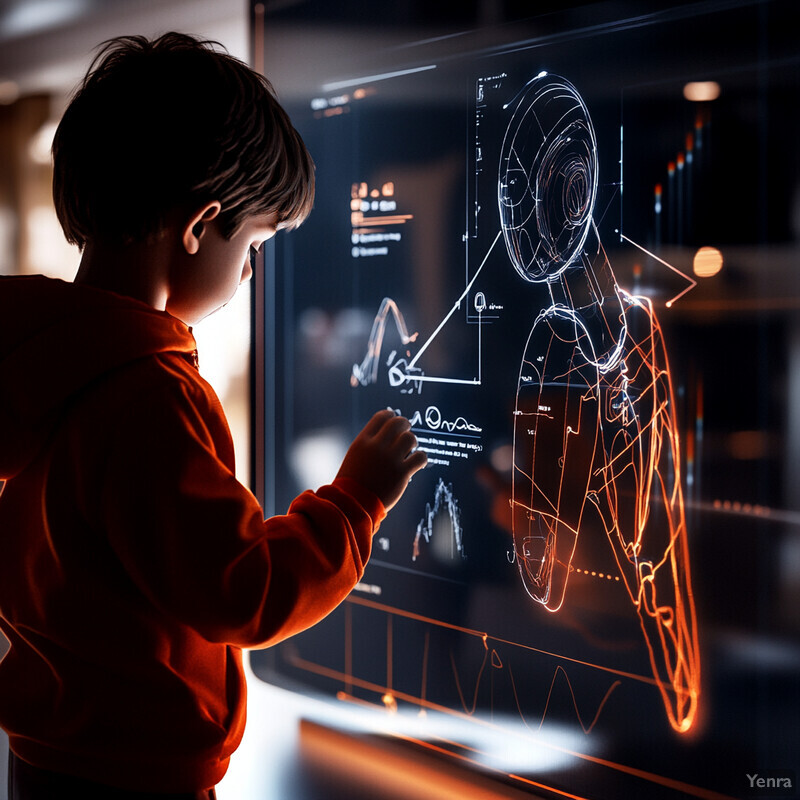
501;74;700;733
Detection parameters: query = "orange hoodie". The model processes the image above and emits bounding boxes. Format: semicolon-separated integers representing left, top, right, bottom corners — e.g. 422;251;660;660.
0;275;384;792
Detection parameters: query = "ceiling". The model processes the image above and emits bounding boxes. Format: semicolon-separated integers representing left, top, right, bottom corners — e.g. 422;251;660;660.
0;0;667;106
0;0;248;102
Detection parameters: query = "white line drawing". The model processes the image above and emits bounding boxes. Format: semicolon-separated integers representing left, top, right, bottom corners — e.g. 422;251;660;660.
404;230;501;386
412;478;466;562
499;74;597;284
503;74;701;733
350;297;420;392
351;232;502;392
617;231;697;307
411;407;481;435
393;404;482;435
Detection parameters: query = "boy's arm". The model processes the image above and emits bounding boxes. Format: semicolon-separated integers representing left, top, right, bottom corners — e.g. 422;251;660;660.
98;366;423;648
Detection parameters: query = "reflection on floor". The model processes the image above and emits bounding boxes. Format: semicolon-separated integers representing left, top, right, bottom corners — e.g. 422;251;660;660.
0;662;535;799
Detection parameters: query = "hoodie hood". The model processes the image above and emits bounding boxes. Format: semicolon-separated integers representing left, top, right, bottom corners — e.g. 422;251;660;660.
0;275;198;480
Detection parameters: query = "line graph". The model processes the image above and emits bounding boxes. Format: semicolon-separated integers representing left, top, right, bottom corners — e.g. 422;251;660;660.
412;478;466;562
351;231;502;392
351;297;419;389
404;230;502;385
282;592;733;800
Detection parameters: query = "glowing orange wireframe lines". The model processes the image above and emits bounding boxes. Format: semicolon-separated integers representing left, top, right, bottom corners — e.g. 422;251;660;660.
289;651;469;717
394;734;589;800
386;615;393;694
506;74;700;735
391;734;594;800
345;602;353;696
506;774;596;800
618;231;697;307
420;630;430;709
591;294;700;732
450;648;488;716
346;595;659;687
348;594;487;639
294;653;735;800
539;667;620;734
506;661;621;735
509;766;736;800
393;703;731;800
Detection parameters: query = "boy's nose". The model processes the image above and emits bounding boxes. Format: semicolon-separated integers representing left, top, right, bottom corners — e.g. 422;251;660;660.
241;259;253;284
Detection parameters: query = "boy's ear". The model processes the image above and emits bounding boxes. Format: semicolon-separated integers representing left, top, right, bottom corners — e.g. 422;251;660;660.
182;201;222;255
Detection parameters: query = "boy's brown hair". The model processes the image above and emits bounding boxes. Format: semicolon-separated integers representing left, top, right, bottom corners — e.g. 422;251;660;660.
52;32;314;248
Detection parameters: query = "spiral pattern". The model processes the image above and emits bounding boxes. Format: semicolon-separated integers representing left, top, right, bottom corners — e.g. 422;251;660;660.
498;75;598;282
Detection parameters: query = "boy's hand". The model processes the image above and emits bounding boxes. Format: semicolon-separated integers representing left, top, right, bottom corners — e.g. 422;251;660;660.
337;409;427;512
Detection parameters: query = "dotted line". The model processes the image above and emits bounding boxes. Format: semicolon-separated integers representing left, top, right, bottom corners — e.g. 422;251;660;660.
574;568;620;582
713;498;771;517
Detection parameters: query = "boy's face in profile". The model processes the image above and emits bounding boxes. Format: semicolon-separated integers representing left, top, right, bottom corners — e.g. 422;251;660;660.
166;208;278;325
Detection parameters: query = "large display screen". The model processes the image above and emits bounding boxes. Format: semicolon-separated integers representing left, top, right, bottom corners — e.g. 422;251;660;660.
251;2;800;797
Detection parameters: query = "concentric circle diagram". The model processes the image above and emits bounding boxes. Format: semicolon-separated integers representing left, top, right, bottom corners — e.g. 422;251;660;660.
498;75;598;283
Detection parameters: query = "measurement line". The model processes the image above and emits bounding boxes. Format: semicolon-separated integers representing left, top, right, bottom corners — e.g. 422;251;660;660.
617;231;696;307
407;230;502;370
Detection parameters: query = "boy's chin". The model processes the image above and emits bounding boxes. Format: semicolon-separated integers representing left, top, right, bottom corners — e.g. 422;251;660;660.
172;302;224;327
198;302;229;324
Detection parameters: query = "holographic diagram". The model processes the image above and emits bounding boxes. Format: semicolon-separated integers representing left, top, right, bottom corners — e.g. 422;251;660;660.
351;235;502;393
412;478;466;562
502;74;701;733
350;297;421;393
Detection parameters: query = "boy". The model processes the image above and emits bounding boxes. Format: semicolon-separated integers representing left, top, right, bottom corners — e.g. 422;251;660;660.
0;32;426;799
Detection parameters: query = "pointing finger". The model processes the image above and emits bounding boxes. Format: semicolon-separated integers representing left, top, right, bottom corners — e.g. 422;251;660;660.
361;409;396;437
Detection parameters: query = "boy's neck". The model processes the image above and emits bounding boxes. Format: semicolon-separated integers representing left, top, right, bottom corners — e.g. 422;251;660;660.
74;237;171;312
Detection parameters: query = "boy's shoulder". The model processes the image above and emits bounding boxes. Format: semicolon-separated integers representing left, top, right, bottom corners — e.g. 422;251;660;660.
2;276;197;396
82;344;229;451
0;276;224;481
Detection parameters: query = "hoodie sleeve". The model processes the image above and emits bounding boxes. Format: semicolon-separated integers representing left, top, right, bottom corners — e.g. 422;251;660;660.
98;354;385;648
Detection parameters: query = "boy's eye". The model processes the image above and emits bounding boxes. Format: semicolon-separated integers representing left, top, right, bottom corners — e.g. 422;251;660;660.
249;245;261;270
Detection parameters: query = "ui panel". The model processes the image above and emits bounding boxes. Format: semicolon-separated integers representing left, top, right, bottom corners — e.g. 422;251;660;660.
251;2;800;798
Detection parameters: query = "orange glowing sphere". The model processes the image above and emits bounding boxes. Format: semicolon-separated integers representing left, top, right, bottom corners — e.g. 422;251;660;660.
693;246;723;278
